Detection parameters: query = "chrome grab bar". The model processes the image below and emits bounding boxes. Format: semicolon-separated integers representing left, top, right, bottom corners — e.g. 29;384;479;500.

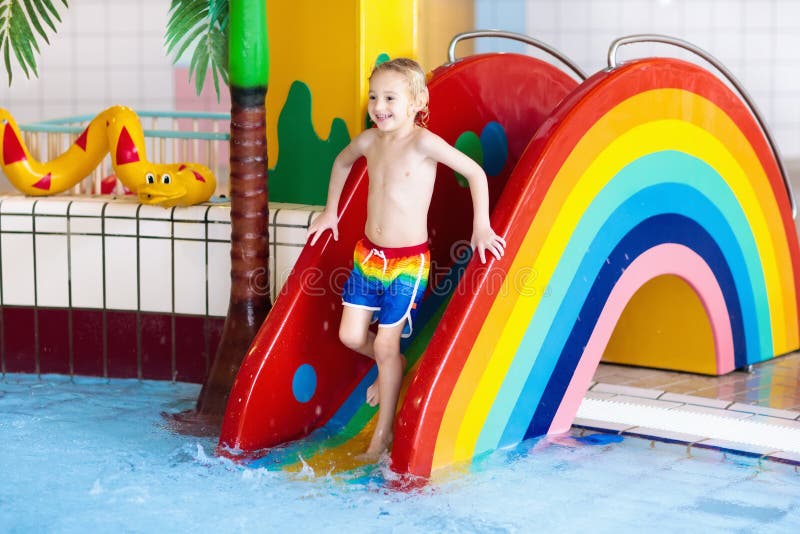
447;29;588;81
608;34;795;218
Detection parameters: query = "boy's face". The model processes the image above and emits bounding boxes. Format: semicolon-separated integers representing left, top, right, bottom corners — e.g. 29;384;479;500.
368;70;421;132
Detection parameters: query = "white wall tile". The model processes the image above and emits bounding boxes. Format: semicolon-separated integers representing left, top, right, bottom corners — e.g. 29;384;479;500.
68;200;106;217
774;63;800;92
743;32;774;61
109;68;145;103
526;0;558;31
139;218;171;238
107;4;142;35
35;215;68;234
743;0;774;29
174;240;207;314
75;36;107;69
589;1;620;31
1;234;35;306
618;0;652;31
108;35;142;68
207;242;230;317
72;2;108;36
105;218;138;236
173;222;205;240
207;222;231;242
104;236;138;310
775;0;800;29
138;237;172;313
711;0;743;30
70;235;104;309
776;31;800;61
35;235;69;307
275;224;310;247
1;197;36;214
1;215;33;233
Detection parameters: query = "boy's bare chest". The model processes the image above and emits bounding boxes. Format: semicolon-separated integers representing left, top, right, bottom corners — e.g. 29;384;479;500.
367;146;431;188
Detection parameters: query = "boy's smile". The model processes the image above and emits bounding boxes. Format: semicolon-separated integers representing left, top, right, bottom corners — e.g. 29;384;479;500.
368;70;418;133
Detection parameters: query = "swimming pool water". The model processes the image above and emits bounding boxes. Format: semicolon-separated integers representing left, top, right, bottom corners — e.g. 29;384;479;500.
1;373;798;533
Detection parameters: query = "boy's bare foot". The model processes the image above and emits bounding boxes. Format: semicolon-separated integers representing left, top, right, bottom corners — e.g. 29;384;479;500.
366;354;406;407
355;431;393;463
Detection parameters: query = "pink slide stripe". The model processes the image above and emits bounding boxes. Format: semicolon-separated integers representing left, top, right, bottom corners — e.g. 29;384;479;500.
548;243;735;434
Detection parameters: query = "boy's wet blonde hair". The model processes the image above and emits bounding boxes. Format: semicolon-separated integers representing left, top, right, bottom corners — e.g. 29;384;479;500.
370;58;430;127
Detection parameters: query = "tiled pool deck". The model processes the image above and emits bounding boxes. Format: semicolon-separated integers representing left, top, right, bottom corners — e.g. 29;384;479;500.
581;352;800;466
593;352;800;410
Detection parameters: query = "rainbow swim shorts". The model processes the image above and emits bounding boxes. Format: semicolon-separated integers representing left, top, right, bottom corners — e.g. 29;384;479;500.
342;237;430;338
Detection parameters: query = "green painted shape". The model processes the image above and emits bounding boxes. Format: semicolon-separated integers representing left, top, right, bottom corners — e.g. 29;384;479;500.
454;131;484;187
229;0;269;87
269;81;351;205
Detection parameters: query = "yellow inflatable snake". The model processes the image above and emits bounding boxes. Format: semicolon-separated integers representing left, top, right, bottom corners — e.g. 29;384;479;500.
0;106;216;207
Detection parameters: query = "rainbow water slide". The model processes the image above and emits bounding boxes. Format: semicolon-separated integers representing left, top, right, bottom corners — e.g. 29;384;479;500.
220;38;800;479
218;52;578;472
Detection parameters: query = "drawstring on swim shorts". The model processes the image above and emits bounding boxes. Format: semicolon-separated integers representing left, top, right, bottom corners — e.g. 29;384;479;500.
362;247;388;277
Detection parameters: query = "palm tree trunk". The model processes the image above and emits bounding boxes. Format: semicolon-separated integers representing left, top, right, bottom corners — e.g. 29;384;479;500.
195;0;270;418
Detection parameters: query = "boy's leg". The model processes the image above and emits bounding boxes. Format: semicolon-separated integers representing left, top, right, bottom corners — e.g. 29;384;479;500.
359;322;405;460
339;305;376;358
340;305;406;407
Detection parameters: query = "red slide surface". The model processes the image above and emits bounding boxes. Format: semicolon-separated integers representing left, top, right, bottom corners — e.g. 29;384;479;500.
219;53;578;456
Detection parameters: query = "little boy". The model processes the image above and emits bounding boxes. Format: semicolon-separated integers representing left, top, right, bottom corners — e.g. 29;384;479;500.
307;58;505;461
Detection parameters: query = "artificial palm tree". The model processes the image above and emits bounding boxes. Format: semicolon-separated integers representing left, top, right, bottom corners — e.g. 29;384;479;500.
195;0;271;419
167;0;271;422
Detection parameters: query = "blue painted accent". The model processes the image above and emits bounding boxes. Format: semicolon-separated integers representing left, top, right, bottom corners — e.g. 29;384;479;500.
472;151;769;458
480;122;509;176
292;364;317;403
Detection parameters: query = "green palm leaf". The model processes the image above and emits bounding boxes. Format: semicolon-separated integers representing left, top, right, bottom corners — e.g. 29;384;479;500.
166;0;229;100
0;0;68;85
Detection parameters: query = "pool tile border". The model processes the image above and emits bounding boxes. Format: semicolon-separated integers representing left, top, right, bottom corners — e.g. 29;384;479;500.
573;382;800;468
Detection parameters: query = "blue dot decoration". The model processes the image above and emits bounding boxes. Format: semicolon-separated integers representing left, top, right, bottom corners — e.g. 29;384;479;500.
479;121;508;176
292;364;317;403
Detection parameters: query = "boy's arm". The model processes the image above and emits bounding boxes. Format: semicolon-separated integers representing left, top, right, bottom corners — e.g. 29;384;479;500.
307;132;371;245
419;131;506;263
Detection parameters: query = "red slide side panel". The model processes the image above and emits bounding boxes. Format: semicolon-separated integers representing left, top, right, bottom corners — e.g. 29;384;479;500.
219;54;578;455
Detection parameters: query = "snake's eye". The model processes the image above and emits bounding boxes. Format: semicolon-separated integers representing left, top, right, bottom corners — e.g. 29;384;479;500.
145;173;155;184
161;174;171;184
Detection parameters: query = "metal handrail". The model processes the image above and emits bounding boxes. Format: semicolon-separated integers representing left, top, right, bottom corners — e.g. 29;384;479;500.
447;29;588;81
608;34;795;218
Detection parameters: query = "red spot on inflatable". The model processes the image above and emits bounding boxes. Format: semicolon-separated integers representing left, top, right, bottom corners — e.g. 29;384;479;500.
74;127;89;151
33;173;52;191
100;175;117;194
179;164;186;171
192;170;206;183
3;123;27;164
115;127;140;165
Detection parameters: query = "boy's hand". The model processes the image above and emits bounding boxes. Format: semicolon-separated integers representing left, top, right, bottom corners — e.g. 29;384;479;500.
471;226;506;263
307;210;339;245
